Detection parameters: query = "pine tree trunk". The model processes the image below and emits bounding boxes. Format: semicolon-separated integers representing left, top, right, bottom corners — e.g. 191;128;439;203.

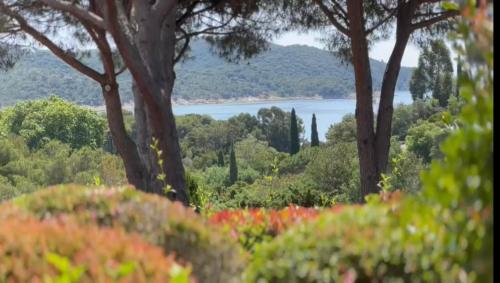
375;29;411;177
101;82;148;190
375;2;414;178
347;0;379;201
107;3;189;206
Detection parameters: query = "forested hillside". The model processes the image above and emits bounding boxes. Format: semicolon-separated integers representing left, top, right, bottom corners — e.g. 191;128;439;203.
0;40;413;107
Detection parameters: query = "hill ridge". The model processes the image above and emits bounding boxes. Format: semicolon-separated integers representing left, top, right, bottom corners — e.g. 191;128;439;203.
0;40;413;107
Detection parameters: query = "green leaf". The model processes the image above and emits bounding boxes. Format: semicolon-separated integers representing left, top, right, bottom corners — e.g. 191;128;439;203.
169;264;191;283
442;2;460;11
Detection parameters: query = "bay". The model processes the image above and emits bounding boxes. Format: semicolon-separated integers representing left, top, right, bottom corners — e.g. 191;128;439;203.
173;91;413;141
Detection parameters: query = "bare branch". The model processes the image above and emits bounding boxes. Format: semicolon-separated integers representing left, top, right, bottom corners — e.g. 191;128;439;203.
115;65;127;76
411;10;459;30
174;28;190;64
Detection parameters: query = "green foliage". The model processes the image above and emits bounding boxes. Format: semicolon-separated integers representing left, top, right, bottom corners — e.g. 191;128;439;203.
420;1;493;278
177;113;262;169
310;114;319;147
386;147;425;194
0;96;106;149
219;175;332;209
278;146;320;175
217;150;225;166
246;199;471;282
0;135;126;202
257;107;304;153
289;108;300;155
150;137;174;195
391;99;443;141
405;120;449;163
325;114;357;145
9;185;246;283
235;135;283;174
409;40;454;106
229;144;238;185
304;142;359;201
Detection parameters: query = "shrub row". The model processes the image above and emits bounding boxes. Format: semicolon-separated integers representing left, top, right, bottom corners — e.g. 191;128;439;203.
244;191;491;282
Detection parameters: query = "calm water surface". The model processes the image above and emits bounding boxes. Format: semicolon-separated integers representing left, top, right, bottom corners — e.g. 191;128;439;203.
173;91;413;141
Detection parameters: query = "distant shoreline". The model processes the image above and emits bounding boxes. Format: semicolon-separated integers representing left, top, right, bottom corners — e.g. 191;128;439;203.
0;90;410;112
116;95;329;112
174;95;327;106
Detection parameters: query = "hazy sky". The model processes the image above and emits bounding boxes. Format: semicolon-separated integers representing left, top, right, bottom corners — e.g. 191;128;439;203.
272;31;423;67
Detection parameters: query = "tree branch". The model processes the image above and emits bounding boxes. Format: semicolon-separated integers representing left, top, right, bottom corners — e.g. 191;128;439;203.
153;0;177;19
312;0;350;36
366;6;399;35
38;0;106;29
411;10;459;30
104;0;161;108
0;3;104;83
174;28;190;64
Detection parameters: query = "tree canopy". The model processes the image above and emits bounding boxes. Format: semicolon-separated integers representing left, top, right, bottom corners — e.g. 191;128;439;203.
410;40;454;106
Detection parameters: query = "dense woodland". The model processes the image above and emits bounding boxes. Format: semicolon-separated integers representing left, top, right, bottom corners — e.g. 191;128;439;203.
0;0;492;282
0;94;462;207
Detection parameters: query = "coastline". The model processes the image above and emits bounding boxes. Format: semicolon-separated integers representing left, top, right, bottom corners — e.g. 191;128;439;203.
90;91;404;112
120;95;327;110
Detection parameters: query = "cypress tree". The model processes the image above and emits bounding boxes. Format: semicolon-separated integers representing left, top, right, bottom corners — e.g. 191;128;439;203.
217;150;225;167
290;108;300;155
311;113;320;147
456;56;462;98
229;145;238;185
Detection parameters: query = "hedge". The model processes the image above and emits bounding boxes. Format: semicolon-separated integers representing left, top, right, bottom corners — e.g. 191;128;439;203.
244;194;482;282
6;185;245;283
0;217;190;283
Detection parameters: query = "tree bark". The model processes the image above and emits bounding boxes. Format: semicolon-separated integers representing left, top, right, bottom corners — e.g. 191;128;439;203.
101;82;148;190
375;34;411;176
375;2;415;176
111;2;189;205
347;0;379;201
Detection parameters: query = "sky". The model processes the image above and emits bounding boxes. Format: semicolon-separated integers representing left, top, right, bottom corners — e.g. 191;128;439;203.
272;31;443;68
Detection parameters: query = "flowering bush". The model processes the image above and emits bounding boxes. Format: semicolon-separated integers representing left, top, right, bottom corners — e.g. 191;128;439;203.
209;205;350;251
0;217;190;283
6;185;245;283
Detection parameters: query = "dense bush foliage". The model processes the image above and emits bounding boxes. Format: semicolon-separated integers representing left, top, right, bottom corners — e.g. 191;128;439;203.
0;96;106;149
246;194;470;282
8;185;246;283
405;120;449;163
0;217;191;283
0;136;126;201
